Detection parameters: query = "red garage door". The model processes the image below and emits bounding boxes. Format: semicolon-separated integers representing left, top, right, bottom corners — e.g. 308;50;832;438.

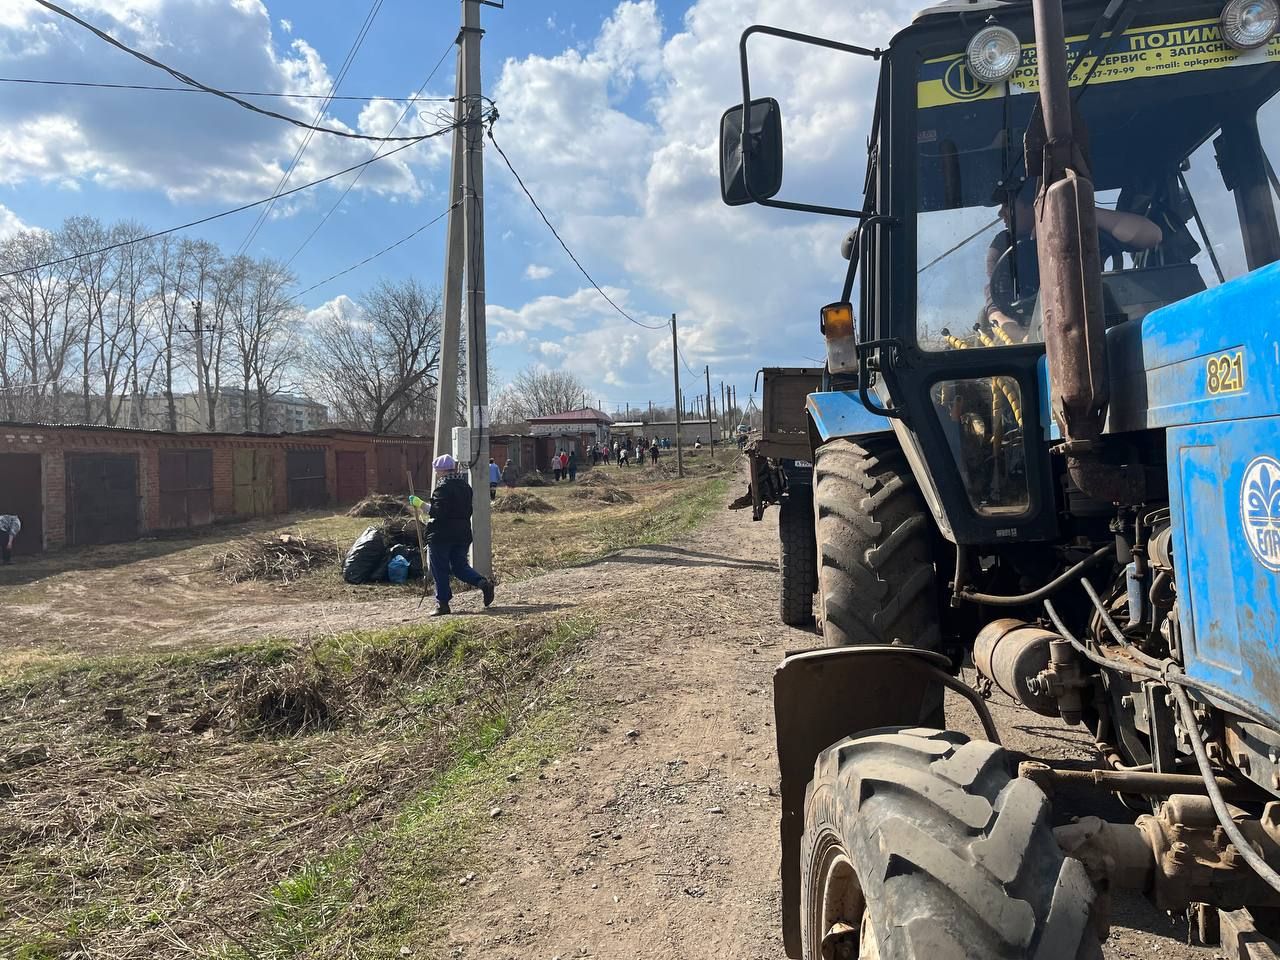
158;449;214;529
335;451;367;504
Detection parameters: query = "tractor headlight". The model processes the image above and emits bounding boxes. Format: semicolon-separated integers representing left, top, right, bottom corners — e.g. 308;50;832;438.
1221;0;1279;49
966;24;1022;84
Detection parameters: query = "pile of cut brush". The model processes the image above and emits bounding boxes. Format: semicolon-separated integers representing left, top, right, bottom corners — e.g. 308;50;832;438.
494;492;556;514
214;533;341;583
576;471;614;488
571;485;635;505
347;493;411;518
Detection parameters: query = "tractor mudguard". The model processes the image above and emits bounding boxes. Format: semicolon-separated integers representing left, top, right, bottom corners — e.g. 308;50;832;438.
806;390;894;444
773;645;957;958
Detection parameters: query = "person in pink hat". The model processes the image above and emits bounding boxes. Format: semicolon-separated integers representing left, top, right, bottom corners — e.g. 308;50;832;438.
425;454;495;616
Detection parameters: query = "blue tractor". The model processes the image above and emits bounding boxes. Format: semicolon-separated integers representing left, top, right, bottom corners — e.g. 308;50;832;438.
721;0;1280;956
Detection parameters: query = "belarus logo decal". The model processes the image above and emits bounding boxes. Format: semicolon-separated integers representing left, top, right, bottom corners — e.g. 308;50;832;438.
1242;456;1280;572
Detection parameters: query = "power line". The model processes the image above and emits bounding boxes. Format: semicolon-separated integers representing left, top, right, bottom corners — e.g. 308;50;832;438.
236;0;383;256
676;341;698;376
487;124;668;331
288;200;460;302
0;77;454;103
285;38;457;269
0;137;441;279
30;0;425;144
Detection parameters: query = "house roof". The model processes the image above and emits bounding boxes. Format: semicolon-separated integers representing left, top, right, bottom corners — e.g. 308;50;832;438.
526;407;614;424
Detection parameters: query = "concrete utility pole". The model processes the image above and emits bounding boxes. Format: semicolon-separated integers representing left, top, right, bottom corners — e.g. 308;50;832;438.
720;380;726;434
463;0;492;574
432;32;466;493
705;365;715;459
670;313;684;478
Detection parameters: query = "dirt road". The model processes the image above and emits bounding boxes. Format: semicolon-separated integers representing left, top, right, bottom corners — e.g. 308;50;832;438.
436;484;1215;960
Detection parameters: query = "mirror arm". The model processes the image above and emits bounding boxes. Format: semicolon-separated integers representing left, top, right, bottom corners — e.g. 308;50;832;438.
738;25;882;218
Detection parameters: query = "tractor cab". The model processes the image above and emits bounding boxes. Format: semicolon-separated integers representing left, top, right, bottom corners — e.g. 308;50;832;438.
723;0;1280;544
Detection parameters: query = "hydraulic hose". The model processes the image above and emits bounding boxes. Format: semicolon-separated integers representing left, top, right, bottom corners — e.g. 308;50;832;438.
958;546;1112;607
1043;597;1163;681
1080;578;1165;672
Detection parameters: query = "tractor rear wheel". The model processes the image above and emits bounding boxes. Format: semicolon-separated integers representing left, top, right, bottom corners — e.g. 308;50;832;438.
779;490;817;626
814;438;940;649
801;728;1104;960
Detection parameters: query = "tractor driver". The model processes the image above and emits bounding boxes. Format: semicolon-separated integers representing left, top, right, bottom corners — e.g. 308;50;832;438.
984;183;1163;343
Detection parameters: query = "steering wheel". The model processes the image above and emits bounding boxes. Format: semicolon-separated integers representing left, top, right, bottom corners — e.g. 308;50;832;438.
988;231;1126;322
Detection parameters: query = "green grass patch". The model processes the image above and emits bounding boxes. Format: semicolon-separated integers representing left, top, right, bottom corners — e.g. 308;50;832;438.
1;615;594;960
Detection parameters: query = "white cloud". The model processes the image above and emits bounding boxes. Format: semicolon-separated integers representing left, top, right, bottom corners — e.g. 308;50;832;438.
0;203;32;239
0;2;448;210
279;17;292;33
302;293;357;327
524;263;553;280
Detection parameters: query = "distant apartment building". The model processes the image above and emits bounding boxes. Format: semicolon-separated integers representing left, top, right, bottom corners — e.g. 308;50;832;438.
111;389;328;434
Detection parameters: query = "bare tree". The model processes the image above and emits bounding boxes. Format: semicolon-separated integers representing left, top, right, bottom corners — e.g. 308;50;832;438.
306;278;443;434
150;235;194;431
228;257;299;432
0;229;78;421
491;364;587;422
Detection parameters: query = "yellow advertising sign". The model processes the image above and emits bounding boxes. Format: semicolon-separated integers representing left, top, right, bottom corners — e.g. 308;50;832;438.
918;18;1280;109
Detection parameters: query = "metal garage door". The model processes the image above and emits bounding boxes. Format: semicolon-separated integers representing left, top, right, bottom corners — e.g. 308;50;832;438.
66;453;139;545
286;449;327;511
158;449;213;529
376;445;404;493
232;449;274;517
0;452;43;554
335;451;367;504
406;444;433;493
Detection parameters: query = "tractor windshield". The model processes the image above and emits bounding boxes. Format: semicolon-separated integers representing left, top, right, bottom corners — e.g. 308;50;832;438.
914;18;1280;352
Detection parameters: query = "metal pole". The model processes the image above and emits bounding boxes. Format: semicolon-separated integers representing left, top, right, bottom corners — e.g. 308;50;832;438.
432;34;465;491
720;380;726;434
461;0;491;576
705;365;715;459
670;314;684;478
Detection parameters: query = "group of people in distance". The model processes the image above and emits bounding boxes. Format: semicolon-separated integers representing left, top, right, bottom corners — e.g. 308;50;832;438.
586;436;669;468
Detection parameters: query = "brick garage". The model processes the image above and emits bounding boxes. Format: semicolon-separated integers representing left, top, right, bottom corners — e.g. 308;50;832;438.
0;423;432;552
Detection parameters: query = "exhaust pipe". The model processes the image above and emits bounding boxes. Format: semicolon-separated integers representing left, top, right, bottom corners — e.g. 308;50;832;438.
1029;0;1123;499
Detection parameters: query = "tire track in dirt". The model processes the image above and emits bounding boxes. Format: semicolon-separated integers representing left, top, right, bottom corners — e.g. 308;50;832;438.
432;485;1212;960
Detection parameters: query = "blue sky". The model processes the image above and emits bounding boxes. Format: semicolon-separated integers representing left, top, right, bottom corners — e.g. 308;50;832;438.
0;0;912;415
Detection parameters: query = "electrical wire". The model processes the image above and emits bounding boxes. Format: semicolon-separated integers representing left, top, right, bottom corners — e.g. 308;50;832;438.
0;76;453;103
486;125;668;332
676;342;699;376
236;0;384;255
285;38;457;269
287;200;460;302
0;138;441;279
30;1;427;144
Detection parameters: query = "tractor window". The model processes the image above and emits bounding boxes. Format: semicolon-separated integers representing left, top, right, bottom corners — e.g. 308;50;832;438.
913;22;1280;352
931;376;1029;516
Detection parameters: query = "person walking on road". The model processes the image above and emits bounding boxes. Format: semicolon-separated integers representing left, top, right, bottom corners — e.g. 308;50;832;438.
488;458;501;501
650;443;659;465
553;451;563;482
425;455;495;617
559;450;569;480
0;514;20;563
568;450;578;482
502;459;517;489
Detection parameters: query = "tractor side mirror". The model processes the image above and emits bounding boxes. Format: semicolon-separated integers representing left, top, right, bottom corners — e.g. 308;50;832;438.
720;97;783;206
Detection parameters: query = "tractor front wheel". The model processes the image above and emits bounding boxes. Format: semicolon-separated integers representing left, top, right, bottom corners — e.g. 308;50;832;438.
801;728;1104;960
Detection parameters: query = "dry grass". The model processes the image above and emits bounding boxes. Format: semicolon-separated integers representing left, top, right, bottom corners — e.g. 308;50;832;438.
0;615;595;959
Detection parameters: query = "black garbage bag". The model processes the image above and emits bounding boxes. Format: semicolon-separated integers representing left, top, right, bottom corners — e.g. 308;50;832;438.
343;525;388;584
